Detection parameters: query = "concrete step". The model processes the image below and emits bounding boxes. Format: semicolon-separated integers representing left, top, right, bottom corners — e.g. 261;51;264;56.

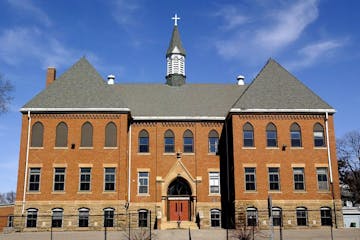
161;221;198;230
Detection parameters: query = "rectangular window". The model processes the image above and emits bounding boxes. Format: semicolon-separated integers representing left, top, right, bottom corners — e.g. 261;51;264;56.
291;131;301;147
7;215;14;227
183;137;193;153
268;168;280;190
296;208;307;226
321;208;332;226
138;172;149;194
52;210;63;228
80;168;91;191
209;172;220;194
208;137;219;153
317;168;329;191
26;210;38;228
54;168;65;191
104;209;114;227
245;168;256;191
314;132;325;147
79;209;89;227
138;210;148;227
104;168;116;191
293;168;305;190
165;137;175;153
272;209;282;226
267;131;277;147
139;137;149;153
29;168;41;191
246;209;257;226
210;209;221;227
243;131;254;147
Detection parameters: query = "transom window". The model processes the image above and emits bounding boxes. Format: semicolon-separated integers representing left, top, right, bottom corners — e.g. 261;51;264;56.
266;123;277;147
54;168;65;191
81;122;93;147
104;168;116;191
138;172;149;194
210;209;221;227
29;168;41;191
209;172;220;194
243;122;254;147
314;123;325;147
290;123;302;147
208;130;219;153
183;130;194;153
164;130;175;153
268;167;280;190
293;168;305;190
105;122;117;147
296;207;308;226
80;168;91;191
55;122;68;147
138;130;149;153
245;168;256;191
31;122;44;147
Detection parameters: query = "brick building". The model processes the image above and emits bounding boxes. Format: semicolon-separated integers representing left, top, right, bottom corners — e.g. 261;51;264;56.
13;19;342;231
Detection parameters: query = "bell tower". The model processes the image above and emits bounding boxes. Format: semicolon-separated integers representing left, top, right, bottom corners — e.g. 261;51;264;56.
166;14;186;86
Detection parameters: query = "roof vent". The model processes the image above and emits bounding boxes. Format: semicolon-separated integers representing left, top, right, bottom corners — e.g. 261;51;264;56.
107;74;115;85
237;75;245;85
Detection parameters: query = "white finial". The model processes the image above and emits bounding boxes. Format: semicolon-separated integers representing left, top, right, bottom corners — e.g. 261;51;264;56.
172;14;180;26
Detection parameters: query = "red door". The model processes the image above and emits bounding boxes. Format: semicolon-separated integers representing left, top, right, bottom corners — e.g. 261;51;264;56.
169;200;189;221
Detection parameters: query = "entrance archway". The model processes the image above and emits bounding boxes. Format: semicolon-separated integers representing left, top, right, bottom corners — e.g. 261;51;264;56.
167;177;192;221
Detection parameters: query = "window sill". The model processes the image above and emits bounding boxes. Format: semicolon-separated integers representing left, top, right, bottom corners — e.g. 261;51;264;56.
268;190;282;193
294;190;307;193
314;147;327;150
77;191;92;194
137;194;150;197
290;147;304;150
244;191;258;193
26;191;41;194
29;147;44;150
183;152;195;155
51;191;65;194
208;152;218;155
242;147;256;149
317;190;330;193
79;147;94;150
103;191;116;194
163;153;175;155
266;147;279;150
208;193;221;196
104;147;118;150
54;147;68;150
138;152;151;155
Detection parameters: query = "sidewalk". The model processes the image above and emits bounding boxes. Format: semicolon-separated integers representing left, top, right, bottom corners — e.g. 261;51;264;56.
0;228;359;240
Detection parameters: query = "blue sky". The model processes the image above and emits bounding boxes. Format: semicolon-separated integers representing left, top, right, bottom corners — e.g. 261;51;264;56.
0;0;359;193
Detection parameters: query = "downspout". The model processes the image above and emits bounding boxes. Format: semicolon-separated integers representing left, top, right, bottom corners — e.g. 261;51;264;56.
22;111;31;214
325;112;337;227
127;124;132;204
225;117;231;229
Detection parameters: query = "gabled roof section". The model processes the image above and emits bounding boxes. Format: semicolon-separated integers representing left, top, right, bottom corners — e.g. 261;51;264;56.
21;57;129;112
166;26;186;57
231;59;334;113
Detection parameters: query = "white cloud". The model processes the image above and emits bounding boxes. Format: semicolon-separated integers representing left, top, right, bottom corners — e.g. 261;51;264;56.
0;27;86;69
287;40;345;69
214;0;320;62
111;0;141;27
214;5;249;31
6;0;52;27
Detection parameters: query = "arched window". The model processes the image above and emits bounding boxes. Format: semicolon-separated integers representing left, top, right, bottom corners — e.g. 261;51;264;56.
183;130;194;153
26;208;38;228
31;122;44;147
164;130;175;153
52;208;63;228
208;130;219;153
266;123;277;147
314;123;325;147
320;207;332;226
81;122;93;147
296;207;307;226
104;208;115;227
243;122;254;147
290;123;301;147
272;207;282;226
78;208;89;227
105;122;117;147
246;207;258;226
210;209;221;227
55;122;68;147
139;130;149;153
138;209;148;227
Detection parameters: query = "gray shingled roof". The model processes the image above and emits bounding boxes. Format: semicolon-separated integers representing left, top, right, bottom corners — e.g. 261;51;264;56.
166;26;186;56
231;59;334;112
116;84;246;119
22;58;129;111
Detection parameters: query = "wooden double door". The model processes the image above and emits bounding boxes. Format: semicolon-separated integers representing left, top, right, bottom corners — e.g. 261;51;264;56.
168;198;190;221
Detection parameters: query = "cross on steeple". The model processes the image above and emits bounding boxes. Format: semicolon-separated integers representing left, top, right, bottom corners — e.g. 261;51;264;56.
172;14;180;26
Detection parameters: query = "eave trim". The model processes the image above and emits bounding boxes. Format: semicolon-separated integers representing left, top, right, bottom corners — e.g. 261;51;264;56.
229;108;336;113
133;116;225;120
20;108;131;112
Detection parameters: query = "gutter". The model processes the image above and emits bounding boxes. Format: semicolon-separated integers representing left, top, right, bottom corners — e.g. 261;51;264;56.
22;111;31;214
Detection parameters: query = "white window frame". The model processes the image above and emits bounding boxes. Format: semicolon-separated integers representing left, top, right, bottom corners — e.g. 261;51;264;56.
209;172;220;194
138;172;149;194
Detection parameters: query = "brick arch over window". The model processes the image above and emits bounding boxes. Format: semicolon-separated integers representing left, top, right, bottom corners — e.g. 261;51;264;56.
105;122;117;147
31;121;44;147
290;122;302;147
313;123;325;147
183;129;194;153
243;122;254;147
81;122;93;147
139;129;149;153
266;122;277;147
164;129;175;153
55;122;68;147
